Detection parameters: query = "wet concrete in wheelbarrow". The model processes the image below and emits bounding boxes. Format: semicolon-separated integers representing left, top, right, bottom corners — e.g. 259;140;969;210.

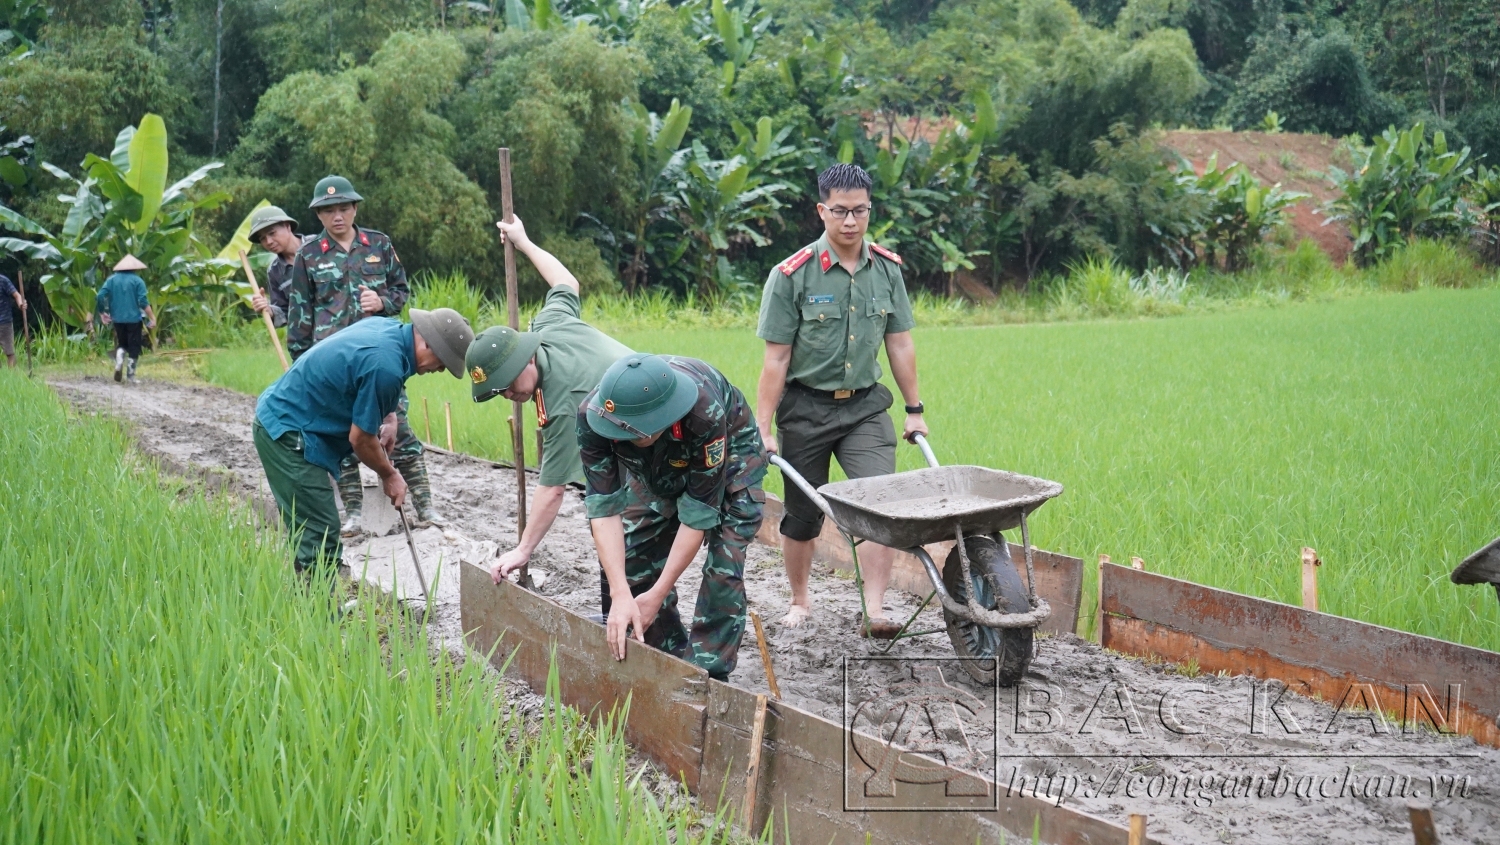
51;373;1500;844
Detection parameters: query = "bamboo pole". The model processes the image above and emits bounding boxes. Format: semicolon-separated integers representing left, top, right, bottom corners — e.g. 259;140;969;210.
239;250;289;371
742;694;768;832
1096;554;1110;642
1127;813;1146;845
498;147;529;581
1302;547;1321;612
749;611;781;700
17;271;31;377
1408;803;1438;845
423;396;432;444
444;401;454;452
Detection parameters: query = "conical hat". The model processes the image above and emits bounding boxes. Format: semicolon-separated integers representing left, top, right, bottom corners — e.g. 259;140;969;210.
113;254;147;272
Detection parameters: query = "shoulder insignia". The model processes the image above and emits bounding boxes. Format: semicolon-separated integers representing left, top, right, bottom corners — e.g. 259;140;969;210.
778;247;814;276
819;250;832;272
319;238;330;253
870;243;903;265
358;230;370;247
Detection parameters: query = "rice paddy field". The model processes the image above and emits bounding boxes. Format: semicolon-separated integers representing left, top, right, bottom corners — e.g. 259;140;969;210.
199;288;1500;652
0;370;725;843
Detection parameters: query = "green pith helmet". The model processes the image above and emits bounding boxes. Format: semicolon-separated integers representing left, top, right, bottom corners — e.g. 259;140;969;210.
410;308;475;379
309;175;363;209
585;354;697;441
247;205;298;240
466;325;542;402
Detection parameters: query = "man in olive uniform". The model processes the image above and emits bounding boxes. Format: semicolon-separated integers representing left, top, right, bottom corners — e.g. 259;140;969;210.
579;353;767;681
285;175;438;533
246;205;307;327
465;215;632;583
755;163;928;636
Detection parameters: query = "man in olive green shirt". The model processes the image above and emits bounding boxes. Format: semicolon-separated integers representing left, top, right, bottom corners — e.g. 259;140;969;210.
755;163;927;636
467;215;633;582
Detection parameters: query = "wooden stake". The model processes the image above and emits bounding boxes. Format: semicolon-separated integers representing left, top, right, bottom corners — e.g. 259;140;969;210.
1408;803;1438;845
1302;547;1321;612
239;250;289;371
1096;554;1110;642
17;270;31;377
498;147;529;581
422;396;432;444
1130;556;1145;571
1128;813;1146;845
444;401;454;452
535;429;544;468
749;611;781;700
742;694;768;832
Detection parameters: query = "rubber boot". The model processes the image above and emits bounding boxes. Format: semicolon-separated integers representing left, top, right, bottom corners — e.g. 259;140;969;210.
113;348;125;382
337;455;364;537
126;357;139;384
395;452;441;527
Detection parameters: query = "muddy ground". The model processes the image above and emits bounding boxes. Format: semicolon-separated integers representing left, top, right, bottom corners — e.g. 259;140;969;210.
52;373;1500;844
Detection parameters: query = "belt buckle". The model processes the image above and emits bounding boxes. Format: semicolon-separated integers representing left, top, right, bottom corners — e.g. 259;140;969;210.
832;389;854;400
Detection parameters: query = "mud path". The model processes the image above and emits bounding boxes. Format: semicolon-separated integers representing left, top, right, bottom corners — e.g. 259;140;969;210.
51;374;1500;844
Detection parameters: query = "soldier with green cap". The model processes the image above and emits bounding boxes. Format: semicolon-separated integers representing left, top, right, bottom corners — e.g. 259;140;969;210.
285;175;435;534
253;309;473;579
466;215;633;583
245;205;307;327
578;353;767;681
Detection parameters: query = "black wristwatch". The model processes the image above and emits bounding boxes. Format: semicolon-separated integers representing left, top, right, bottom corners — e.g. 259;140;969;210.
904;402;925;415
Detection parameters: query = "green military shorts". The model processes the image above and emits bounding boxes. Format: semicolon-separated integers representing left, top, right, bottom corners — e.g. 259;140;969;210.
774;382;897;542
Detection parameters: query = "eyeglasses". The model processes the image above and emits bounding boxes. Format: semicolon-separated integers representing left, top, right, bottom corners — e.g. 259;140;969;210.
821;204;872;220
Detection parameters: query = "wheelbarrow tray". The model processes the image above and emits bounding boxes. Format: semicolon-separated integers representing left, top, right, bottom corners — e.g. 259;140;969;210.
818;465;1063;550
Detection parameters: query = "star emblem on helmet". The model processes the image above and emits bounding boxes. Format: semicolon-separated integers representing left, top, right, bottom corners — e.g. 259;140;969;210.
469;366;487;384
327;186;336;194
604;399;615;412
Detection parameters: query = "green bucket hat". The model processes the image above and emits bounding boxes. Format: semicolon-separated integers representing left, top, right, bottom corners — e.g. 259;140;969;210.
585;354;697;441
466;325;543;402
309;175;363;209
247;205;298;240
409;308;474;379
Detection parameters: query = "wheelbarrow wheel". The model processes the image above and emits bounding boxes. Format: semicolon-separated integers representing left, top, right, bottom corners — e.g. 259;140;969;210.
941;536;1033;687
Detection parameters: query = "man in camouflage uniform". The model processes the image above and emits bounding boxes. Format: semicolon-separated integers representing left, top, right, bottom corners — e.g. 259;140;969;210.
578;353;767;681
285;175;438;532
246;205;307;327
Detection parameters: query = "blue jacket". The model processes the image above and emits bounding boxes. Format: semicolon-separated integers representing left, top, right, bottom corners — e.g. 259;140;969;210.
96;273;149;324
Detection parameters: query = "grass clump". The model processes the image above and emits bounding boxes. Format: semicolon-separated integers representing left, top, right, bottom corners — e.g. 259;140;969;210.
0;369;728;843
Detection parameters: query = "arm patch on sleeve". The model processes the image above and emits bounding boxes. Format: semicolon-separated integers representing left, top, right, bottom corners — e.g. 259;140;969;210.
704;437;725;468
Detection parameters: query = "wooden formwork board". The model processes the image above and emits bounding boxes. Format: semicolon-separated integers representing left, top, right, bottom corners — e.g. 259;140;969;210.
1099;562;1500;748
461;561;1134;844
757;494;1085;636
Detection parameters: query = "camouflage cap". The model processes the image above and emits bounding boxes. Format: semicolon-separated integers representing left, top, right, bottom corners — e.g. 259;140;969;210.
410;308;475;379
309;175;363;209
585;354;697;441
466;325;542;402
247;205;298;240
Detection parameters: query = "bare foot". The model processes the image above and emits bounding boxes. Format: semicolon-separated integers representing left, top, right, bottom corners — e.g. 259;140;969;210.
781;604;812;627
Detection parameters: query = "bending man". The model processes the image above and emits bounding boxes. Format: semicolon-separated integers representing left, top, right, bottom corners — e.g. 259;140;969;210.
466;216;632;583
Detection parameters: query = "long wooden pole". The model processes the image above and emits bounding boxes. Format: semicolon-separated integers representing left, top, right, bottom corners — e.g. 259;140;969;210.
498;148;529;584
17;271;31;377
239;250;289;371
741;694;768;832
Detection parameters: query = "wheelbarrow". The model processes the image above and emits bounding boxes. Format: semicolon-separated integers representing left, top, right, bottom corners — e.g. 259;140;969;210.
770;434;1063;686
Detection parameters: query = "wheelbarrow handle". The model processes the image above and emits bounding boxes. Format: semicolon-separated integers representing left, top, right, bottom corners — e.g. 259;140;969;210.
768;453;839;524
910;432;940;469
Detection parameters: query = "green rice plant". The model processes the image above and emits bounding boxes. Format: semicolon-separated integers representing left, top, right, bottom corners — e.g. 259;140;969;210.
1057;255;1136;315
0;368;730;844
1371;239;1484;291
406;269;492;329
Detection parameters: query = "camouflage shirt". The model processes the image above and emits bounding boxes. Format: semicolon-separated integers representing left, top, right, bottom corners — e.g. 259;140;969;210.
285;227;408;359
578;356;767;531
262;235;315;328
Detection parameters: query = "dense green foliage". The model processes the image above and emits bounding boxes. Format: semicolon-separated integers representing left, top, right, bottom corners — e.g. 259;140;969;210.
0;368;730;843
5;0;1499;309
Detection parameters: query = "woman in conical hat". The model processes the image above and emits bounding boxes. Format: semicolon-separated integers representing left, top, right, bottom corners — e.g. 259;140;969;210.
97;255;155;383
113;254;147;272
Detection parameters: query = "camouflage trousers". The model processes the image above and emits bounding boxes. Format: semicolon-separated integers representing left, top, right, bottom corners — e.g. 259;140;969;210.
599;475;764;681
337;392;430;516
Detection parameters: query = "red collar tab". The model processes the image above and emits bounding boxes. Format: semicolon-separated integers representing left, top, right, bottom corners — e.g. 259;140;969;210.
819;250;833;272
671;422;684;440
358;230;370;247
778;246;814;276
319;238;330;253
870;243;903;265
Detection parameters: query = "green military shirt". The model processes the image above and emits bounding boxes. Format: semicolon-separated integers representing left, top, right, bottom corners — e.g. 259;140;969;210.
530;286;634;487
756;233;915;391
285;226;409;359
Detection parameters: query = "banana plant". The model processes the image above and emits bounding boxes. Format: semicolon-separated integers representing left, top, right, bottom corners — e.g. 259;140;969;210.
622;99;693;291
0;115;235;330
1197;154;1306;271
672;139;789;296
1471;164;1500;265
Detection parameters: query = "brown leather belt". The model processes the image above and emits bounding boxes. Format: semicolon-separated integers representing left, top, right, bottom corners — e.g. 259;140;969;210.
788;381;870;401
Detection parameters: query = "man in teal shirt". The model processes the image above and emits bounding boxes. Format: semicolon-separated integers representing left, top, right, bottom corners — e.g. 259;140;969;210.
94;254;157;384
254;309;473;577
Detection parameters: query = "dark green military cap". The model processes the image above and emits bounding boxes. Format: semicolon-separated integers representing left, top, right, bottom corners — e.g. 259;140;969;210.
410;308;475;379
247;205;298;240
466;325;542;402
585;354;697;440
309;175;363;209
